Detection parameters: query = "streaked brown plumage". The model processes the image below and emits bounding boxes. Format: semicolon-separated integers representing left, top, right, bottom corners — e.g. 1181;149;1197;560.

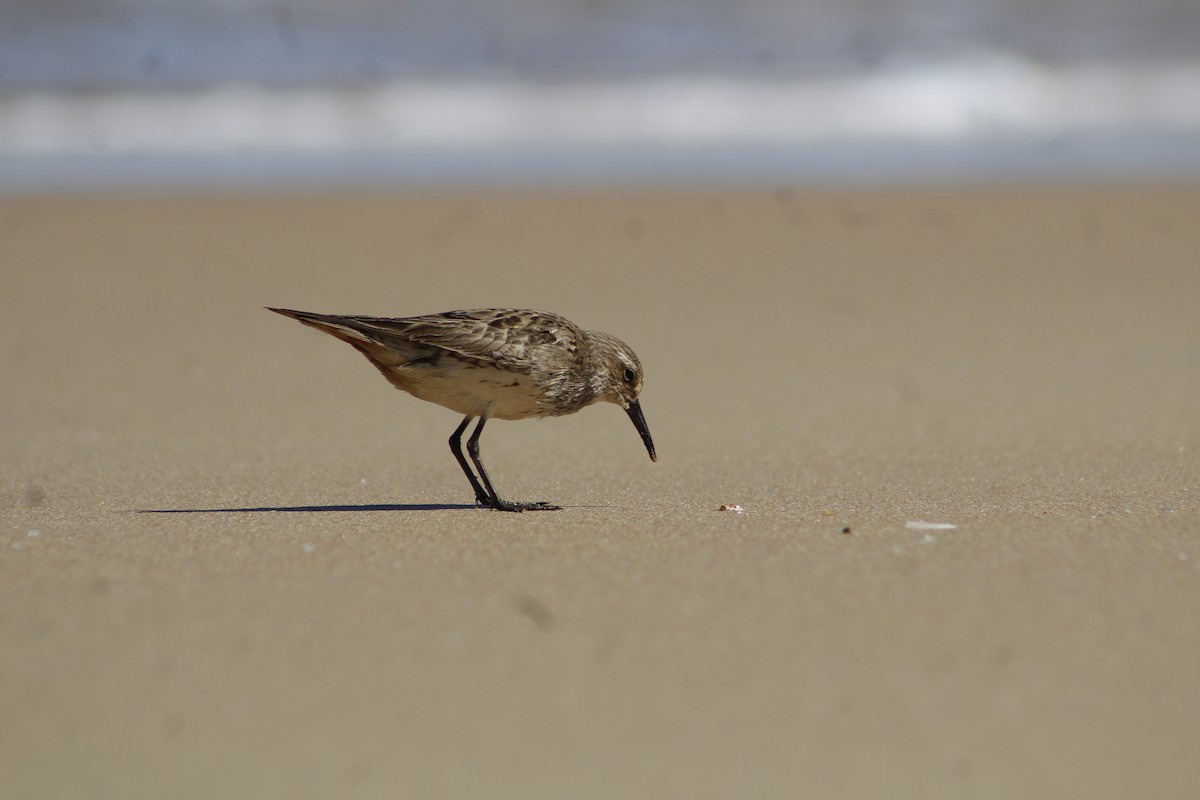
268;307;656;512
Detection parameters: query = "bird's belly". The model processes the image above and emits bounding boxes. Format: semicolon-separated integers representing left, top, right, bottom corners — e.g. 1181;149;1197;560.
388;363;546;421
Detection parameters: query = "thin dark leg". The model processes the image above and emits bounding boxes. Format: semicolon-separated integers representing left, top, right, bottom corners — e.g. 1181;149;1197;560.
448;416;490;505
466;417;560;512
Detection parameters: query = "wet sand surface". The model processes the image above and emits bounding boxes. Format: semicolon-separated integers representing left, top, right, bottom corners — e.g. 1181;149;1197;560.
2;185;1198;798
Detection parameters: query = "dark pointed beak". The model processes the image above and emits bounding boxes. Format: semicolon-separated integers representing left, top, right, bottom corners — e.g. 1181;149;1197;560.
625;399;657;462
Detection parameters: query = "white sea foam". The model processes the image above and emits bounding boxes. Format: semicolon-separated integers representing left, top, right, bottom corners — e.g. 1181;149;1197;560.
2;54;1199;188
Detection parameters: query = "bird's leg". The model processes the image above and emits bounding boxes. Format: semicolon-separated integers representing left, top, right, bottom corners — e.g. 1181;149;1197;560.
466;417;560;512
448;416;491;506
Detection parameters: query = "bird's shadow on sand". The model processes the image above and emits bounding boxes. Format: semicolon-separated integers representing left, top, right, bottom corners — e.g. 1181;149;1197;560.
138;502;476;514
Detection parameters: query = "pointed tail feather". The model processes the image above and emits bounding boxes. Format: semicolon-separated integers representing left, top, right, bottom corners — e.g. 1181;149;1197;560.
267;307;414;375
266;306;383;345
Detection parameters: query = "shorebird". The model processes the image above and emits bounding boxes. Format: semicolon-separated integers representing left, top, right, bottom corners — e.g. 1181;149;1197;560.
268;307;656;511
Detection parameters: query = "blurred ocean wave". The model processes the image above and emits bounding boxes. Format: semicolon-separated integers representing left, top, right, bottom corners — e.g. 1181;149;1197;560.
2;1;1199;188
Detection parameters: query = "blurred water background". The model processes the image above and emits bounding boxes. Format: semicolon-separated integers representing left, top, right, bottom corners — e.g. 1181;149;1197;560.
2;0;1199;189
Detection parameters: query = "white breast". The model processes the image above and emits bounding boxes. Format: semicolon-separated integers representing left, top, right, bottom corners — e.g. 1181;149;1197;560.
393;361;547;420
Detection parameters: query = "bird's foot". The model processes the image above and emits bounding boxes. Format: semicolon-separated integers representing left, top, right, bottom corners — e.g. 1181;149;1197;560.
482;498;561;512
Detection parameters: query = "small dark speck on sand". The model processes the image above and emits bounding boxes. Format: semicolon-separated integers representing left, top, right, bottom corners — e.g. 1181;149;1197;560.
513;594;555;632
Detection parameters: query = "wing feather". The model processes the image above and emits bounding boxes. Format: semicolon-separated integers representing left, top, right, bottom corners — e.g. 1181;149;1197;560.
314;309;581;371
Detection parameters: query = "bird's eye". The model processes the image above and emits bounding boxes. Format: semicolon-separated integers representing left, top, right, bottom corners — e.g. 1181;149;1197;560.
622;368;636;383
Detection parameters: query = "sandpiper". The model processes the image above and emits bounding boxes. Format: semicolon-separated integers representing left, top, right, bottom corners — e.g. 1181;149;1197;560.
268;307;656;511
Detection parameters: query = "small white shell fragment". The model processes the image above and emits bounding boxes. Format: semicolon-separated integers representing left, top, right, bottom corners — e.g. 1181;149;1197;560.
719;504;744;513
905;520;958;530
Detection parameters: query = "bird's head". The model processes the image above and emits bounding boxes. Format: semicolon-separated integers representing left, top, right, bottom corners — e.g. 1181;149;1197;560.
589;331;656;462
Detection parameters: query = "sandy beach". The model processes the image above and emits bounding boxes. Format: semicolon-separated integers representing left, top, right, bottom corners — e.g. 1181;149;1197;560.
2;184;1198;798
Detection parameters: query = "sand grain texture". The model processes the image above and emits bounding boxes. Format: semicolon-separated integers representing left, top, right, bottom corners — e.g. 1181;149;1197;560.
2;186;1199;798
